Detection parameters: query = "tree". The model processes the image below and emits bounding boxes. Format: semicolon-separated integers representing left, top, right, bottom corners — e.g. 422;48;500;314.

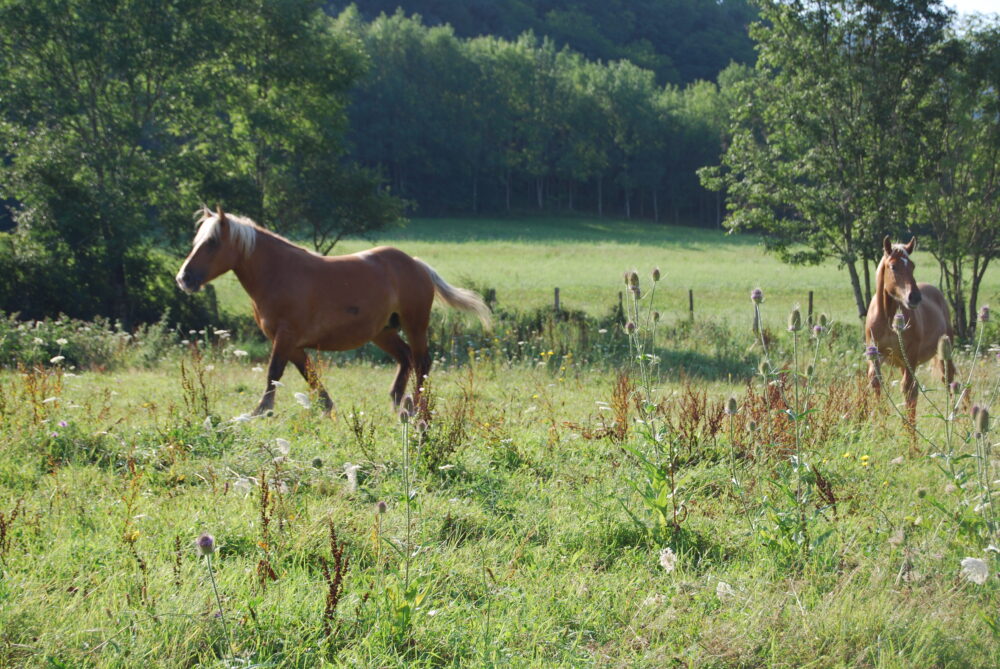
909;23;1000;339
0;0;234;324
701;0;953;319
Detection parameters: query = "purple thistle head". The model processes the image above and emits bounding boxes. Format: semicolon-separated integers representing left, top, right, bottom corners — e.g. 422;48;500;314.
196;533;216;556
950;381;961;395
624;321;637;334
865;345;879;360
58;420;68;427
750;288;763;304
892;313;907;333
980;305;990;323
812;324;825;336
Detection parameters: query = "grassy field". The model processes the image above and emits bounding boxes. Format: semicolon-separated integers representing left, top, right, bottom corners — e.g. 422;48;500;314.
3;217;1000;667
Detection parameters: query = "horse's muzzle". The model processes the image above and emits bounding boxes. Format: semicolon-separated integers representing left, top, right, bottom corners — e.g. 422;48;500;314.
907;290;923;309
176;271;202;294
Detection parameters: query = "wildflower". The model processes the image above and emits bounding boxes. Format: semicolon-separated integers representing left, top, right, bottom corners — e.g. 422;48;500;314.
892;313;907;333
375;500;388;514
274;438;290;456
651;267;661;282
949;381;961;395
748;420;758;433
624;321;637;335
980;305;990;323
860;455;871;467
787;307;802;332
725;396;738;416
344;463;360;492
196;533;216;556
50;355;65;364
401;394;415;418
716;581;736;600
818;313;829;327
865;345;879;360
658;546;677;573
56;338;68;346
33;337;43;345
58;420;67;427
961;557;989;585
311;457;323;469
750;288;763;304
627;270;639;288
252;365;264;373
812;325;824;337
294;392;311;409
937;335;953;362
653;311;661;322
233;349;248;358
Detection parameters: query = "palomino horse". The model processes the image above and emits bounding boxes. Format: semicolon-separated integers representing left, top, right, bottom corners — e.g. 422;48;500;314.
865;236;954;423
176;208;490;416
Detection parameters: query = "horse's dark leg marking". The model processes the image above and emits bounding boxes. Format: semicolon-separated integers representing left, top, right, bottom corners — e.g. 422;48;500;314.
290;349;334;416
372;331;413;408
253;343;289;416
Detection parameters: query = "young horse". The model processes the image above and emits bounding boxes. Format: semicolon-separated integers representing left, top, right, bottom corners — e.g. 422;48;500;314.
176;208;491;416
865;236;954;423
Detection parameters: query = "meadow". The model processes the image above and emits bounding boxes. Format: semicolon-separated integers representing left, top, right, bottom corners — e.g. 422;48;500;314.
3;217;1000;667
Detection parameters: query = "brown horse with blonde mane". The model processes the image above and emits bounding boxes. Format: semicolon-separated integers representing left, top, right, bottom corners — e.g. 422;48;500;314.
865;236;954;423
176;207;490;416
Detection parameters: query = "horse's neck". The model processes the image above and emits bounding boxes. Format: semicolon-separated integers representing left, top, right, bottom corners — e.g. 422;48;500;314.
232;231;309;301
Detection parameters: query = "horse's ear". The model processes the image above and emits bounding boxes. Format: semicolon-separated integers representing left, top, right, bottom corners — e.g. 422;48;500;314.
905;236;916;255
883;236;892;256
216;205;227;231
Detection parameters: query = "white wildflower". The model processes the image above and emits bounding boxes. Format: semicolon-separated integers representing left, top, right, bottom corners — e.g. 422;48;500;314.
204;364;214;372
344;462;361;493
294;392;311;409
33;337;44;345
274;438;290;456
56;338;68;346
252;365;264;373
49;355;65;364
659;547;677;573
961;557;989;585
716;581;736;600
233;349;248;357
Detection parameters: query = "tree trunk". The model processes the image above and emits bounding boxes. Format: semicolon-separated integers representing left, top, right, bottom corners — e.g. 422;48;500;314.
624;190;631;219
863;257;872;307
845;259;867;320
597;177;603;217
505;169;511;212
536;177;544;210
653;190;659;223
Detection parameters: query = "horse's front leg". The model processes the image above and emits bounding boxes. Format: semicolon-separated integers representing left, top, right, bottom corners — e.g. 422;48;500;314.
867;357;882;395
253;342;289;416
290;349;334;417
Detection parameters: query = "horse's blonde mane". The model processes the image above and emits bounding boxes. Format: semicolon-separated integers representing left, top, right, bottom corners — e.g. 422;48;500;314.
193;208;258;257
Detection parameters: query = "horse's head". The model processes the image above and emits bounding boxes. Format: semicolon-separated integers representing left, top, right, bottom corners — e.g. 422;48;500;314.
176;207;255;294
881;235;922;309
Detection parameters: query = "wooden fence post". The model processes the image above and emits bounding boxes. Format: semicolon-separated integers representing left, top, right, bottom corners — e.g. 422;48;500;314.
808;290;814;325
554;287;560;313
688;289;694;320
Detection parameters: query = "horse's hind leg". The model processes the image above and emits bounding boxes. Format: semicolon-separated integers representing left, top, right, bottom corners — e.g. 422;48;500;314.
372;331;413;408
289;348;334;417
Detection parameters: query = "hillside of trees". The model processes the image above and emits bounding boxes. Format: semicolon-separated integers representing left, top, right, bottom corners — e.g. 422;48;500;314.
337;7;746;220
328;0;758;84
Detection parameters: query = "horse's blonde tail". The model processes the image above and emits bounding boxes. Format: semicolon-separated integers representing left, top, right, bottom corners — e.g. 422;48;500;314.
414;258;492;328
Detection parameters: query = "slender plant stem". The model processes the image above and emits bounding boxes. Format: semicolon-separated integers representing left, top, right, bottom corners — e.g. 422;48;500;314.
205;554;235;661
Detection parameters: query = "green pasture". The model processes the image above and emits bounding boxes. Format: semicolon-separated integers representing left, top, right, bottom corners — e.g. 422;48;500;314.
204;216;996;330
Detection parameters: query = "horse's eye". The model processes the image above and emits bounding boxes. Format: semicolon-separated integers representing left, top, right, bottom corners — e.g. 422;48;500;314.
204;238;219;250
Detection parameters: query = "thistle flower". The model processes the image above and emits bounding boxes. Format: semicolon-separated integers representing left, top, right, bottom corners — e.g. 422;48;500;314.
725;396;738;416
196;533;216;556
937;335;953;362
812;325;825;337
311;457;323;469
748;420;758;433
624;321;637;335
398;408;410;424
628;270;640;288
949;381;961;395
375;500;388;514
787;307;802;332
651;267;661;282
653;311;661;322
401;395;415;418
818;313;829;328
750;288;763;304
980;305;990;323
658;547;677;573
961;557;989;585
976;407;990;436
892;313;907;333
865;345;879;360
